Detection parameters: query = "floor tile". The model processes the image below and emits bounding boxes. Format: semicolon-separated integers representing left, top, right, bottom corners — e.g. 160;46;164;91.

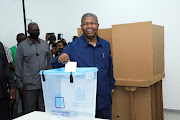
164;109;180;120
164;110;169;119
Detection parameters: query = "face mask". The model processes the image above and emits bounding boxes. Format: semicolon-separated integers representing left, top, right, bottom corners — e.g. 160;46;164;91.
58;48;63;53
29;31;40;39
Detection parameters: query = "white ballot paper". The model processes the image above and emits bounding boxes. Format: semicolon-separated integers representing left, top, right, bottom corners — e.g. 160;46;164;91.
65;62;77;72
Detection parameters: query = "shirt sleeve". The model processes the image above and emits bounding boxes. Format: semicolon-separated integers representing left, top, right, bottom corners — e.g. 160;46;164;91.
6;62;17;89
15;45;24;87
51;54;64;68
108;44;116;89
3;45;13;63
63;43;75;61
1;44;16;89
51;43;74;69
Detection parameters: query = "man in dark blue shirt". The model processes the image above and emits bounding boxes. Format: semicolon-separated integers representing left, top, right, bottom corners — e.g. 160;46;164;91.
51;13;116;120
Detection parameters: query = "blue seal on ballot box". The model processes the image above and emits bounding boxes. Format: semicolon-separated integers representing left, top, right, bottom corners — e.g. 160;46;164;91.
55;97;65;109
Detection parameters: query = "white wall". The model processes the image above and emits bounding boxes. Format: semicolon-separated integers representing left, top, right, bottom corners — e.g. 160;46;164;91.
1;0;180;110
0;0;24;47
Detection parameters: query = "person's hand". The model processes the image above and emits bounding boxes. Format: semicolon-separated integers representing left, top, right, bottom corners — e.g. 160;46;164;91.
18;86;26;95
10;89;16;102
57;53;70;64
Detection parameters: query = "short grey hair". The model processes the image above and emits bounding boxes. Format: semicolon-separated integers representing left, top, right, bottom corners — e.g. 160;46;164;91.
28;22;38;30
81;13;98;24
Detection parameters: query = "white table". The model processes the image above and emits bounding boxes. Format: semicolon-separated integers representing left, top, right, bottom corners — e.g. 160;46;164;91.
14;111;107;120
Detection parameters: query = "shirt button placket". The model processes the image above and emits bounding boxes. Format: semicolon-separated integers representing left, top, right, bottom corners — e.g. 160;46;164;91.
94;48;97;64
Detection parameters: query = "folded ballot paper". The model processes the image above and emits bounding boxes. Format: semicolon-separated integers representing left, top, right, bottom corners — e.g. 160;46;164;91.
65;62;77;72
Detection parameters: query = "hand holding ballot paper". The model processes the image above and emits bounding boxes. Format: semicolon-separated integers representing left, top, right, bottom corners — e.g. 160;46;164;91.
58;53;77;72
58;53;70;64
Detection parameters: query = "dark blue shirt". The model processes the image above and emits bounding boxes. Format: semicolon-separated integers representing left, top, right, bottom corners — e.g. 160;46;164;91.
51;34;116;109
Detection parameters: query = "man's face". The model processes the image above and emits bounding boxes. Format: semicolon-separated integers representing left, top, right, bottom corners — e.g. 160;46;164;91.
17;35;26;44
81;17;99;39
57;42;64;49
28;24;40;39
28;24;39;33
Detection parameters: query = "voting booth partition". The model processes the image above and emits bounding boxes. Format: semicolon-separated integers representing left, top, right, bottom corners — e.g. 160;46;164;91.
40;67;98;120
111;22;164;120
78;21;165;120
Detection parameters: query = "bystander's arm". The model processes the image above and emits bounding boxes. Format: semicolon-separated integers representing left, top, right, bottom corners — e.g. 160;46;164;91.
15;45;25;95
5;54;16;101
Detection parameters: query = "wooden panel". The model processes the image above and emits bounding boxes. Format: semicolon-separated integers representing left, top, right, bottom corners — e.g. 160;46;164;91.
97;28;112;51
151;85;156;120
112;86;131;120
114;73;165;87
112;81;164;120
153;25;164;76
112;22;154;81
77;28;83;37
154;81;164;120
134;87;152;120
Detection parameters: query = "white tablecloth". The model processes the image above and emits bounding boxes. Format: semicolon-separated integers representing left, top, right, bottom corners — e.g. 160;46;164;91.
14;111;106;120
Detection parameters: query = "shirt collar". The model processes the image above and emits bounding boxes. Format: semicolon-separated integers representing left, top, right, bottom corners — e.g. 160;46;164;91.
27;37;40;45
81;34;102;48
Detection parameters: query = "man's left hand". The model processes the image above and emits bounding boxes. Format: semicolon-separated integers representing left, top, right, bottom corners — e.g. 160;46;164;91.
10;89;16;102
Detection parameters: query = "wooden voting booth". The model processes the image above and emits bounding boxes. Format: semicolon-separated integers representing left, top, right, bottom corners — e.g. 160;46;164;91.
78;21;165;120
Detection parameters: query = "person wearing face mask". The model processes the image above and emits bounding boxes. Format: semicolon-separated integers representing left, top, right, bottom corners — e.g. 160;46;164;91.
15;22;52;115
55;39;67;56
10;33;26;118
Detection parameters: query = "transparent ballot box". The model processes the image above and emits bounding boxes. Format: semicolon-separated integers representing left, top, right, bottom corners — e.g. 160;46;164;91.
40;67;98;119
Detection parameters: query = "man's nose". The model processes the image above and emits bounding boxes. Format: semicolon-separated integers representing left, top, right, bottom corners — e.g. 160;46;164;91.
87;23;93;27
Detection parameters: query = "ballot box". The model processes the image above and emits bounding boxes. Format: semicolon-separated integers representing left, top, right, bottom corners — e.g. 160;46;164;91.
40;67;98;119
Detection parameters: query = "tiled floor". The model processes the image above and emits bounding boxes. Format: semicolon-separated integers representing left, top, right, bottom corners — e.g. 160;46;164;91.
164;109;180;120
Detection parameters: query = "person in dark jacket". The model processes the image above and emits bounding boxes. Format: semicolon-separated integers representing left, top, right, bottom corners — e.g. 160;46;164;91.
0;42;16;120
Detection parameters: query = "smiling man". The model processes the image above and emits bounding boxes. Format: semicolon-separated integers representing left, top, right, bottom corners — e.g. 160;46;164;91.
51;13;116;119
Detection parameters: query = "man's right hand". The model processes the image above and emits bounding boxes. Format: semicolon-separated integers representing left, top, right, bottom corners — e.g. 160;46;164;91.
57;53;70;64
18;86;26;95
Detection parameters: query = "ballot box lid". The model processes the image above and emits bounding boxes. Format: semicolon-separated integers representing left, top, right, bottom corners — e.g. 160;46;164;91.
40;67;98;75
